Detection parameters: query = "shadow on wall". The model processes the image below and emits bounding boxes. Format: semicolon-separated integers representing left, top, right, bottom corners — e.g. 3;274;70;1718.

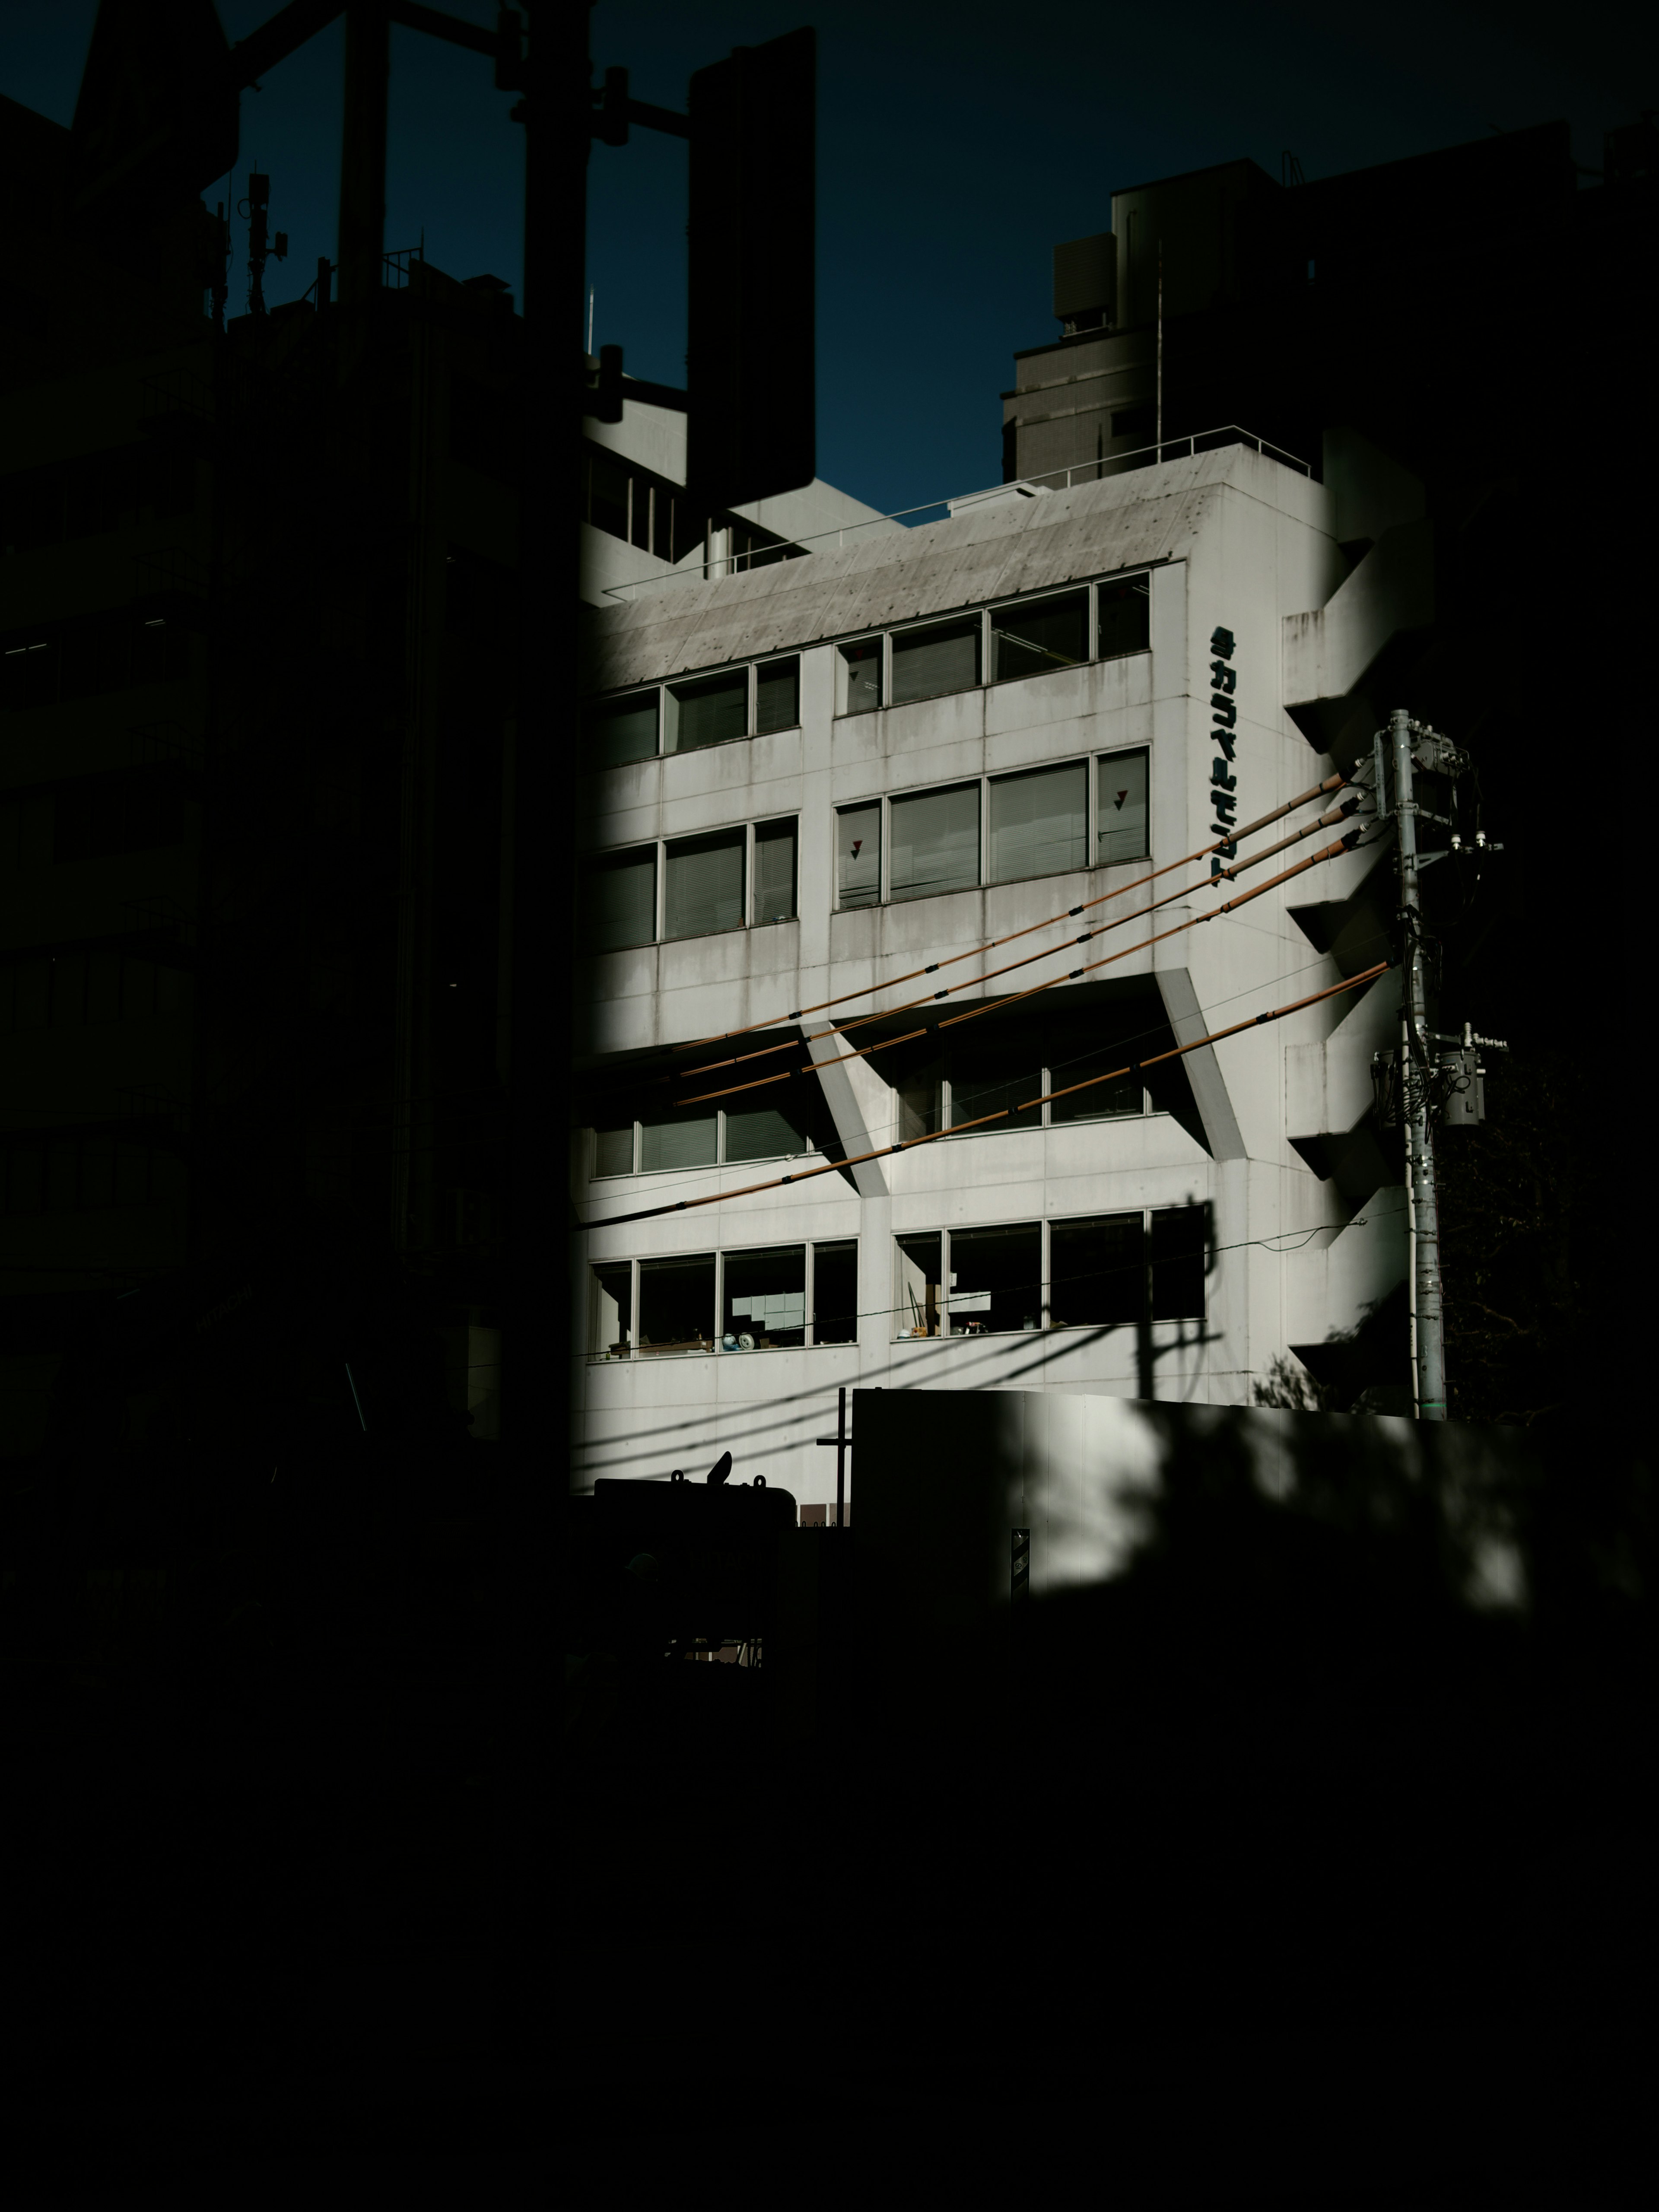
846;1386;1651;1761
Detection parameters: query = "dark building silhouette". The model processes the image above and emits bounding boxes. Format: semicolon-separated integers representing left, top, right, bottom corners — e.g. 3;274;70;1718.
2;79;526;1474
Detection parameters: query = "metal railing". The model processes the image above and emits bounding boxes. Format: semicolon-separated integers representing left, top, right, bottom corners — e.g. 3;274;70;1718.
602;425;1311;601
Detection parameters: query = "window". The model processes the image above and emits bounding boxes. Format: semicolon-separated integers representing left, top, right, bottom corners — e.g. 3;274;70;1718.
896;1063;943;1142
594;1122;635;1177
988;760;1088;884
753;818;797;923
665;827;745;939
890;1208;1208;1341
1150;1204;1206;1319
947;1224;1044;1335
589;1090;813;1178
812;1240;858;1344
637;1254;717;1355
1049;1214;1143;1326
880;1010;1166;1139
945;1037;1043;1130
1096;749;1149;866
723;1102;806;1163
584;815;796;950
588;1238;857;1356
640;1110;717;1173
836;802;880;909
585;690;659;768
890;782;979;903
895;1232;943;1338
667;670;747;754
591;1260;633;1355
890;617;980;706
578;569;1154;765
723;1244;806;1350
843;759;1113;909
1046;1052;1144;1123
756;657;801;734
1097;575;1150;658
586;847;656;952
839;639;882;715
991;591;1089;683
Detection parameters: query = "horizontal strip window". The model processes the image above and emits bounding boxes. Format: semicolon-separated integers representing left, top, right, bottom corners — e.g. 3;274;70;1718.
588;1239;858;1359
577;564;1157;748
896;1052;1155;1142
581;654;801;768
894;1207;1207;1341
588;1083;818;1182
836;748;1147;910
836;572;1150;720
581;814;799;952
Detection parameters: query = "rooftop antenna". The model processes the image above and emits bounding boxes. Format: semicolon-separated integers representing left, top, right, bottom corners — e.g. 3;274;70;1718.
587;289;594;353
211;198;230;331
240;168;288;317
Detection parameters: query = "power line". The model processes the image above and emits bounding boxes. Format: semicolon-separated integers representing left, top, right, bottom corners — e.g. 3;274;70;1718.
683;817;1372;1104
673;772;1351;1061
573;927;1402;1214
575;960;1390;1234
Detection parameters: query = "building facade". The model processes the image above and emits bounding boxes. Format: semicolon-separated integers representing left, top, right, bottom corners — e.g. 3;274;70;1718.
573;435;1427;1506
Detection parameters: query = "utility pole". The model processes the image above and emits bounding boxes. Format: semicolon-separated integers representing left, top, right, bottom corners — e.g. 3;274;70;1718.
1386;706;1446;1421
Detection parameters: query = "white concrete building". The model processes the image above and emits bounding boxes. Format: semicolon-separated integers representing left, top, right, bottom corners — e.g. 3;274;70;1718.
572;431;1427;1507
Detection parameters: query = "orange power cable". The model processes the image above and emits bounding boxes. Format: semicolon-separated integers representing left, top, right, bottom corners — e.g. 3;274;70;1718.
577;960;1390;1235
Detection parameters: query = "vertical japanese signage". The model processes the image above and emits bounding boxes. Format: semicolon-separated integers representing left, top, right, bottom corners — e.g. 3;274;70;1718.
1208;625;1238;874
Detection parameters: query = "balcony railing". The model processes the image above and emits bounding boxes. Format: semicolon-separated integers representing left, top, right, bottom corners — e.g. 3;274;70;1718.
602;425;1311;601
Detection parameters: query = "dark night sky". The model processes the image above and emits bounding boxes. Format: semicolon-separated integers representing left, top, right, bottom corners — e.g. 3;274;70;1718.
4;0;1652;513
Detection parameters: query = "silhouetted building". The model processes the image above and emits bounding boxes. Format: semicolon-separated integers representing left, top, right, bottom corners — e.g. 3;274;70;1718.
2;83;527;1470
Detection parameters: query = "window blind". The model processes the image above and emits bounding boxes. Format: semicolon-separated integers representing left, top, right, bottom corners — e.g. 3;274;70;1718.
588;848;656;950
665;829;745;939
753;818;797;922
891;618;979;705
586;692;659;768
890;783;980;902
668;672;747;753
988;760;1087;884
640;1113;718;1171
756;658;800;734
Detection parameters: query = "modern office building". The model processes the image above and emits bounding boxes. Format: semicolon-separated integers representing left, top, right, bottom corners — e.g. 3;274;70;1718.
572;427;1433;1506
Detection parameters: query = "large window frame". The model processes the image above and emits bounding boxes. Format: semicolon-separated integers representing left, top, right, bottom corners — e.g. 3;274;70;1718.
909;1060;1158;1138
836;747;1148;910
578;565;1157;760
891;1209;1206;1341
583;814;800;951
582;654;803;767
590;1099;821;1180
835;570;1151;721
588;1237;860;1359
